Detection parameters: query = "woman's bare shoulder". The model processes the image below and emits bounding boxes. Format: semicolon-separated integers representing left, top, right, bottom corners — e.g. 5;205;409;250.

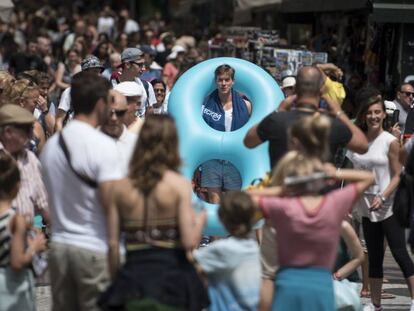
162;170;191;194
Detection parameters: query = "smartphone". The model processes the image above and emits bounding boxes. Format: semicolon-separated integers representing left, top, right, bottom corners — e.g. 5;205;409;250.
392;109;400;125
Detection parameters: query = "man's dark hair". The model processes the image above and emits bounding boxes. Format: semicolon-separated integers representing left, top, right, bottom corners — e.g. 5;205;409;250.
151;79;166;90
71;71;111;115
215;64;235;80
296;66;324;97
397;82;412;94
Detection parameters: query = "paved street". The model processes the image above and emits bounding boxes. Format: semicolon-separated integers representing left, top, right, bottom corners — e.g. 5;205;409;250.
36;248;414;310
359;248;413;311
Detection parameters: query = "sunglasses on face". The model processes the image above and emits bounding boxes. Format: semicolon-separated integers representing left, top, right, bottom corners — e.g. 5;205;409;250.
154;88;165;93
401;91;414;97
130;61;145;68
10;124;33;134
109;109;127;118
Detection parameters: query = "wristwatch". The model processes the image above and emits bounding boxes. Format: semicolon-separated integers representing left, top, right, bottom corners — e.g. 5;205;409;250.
378;194;386;204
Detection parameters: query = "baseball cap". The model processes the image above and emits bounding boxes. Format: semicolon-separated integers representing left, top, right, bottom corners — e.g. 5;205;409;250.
121;48;143;63
281;76;296;89
281;69;294;80
81;55;105;72
0;104;36;127
114;81;144;97
167;45;186;60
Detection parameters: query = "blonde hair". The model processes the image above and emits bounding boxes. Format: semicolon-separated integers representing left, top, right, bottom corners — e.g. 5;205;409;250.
0;71;15;107
288;113;331;161
270;150;323;187
4;79;39;106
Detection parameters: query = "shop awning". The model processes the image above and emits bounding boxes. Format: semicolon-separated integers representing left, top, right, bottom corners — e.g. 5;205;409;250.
236;0;282;10
280;0;370;12
371;1;414;23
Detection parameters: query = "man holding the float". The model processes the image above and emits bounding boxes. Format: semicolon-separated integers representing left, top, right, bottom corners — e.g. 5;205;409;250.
200;64;252;204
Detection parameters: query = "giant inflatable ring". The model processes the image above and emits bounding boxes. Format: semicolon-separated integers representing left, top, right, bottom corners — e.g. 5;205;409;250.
169;57;284;235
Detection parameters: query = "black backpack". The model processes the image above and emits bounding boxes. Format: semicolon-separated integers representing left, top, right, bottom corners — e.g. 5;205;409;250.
393;146;414;228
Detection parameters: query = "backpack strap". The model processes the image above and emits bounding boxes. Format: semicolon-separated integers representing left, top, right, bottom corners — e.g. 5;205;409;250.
140;78;150;108
58;133;98;188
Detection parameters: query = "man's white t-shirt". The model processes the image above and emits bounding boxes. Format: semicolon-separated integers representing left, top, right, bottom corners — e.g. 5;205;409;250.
41;120;123;252
112;126;137;176
111;78;157;117
57;87;74;121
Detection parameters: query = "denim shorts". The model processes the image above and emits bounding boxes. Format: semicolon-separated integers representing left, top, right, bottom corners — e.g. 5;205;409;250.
200;159;242;190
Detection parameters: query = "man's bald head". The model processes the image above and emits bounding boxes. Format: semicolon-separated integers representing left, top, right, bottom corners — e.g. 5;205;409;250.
102;90;128;139
109;89;127;110
296;66;324;98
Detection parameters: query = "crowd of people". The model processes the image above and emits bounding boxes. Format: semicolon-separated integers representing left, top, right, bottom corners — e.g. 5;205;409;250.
1;3;414;311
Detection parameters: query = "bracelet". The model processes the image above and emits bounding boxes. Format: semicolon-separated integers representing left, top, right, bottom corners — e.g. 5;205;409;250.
378;194;386;204
335;110;344;118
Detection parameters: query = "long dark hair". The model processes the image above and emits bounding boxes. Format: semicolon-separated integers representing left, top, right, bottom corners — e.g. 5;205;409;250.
0;150;20;199
129;115;181;196
355;91;386;132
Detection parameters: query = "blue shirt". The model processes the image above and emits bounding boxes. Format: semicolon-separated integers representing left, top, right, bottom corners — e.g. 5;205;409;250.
194;237;261;311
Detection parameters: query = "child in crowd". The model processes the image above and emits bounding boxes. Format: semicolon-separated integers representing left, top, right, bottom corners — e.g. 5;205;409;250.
0;150;46;310
193;191;261;311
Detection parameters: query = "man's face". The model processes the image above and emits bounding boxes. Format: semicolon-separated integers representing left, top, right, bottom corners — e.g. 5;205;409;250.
398;84;414;109
37;37;51;56
110;56;121;70
127;59;146;76
143;53;152;67
74;21;86;35
101;91;128;138
153;83;166;106
21;90;40;114
39;81;49;99
27;42;37;55
283;86;295;98
126;96;142;112
1;124;33;154
216;73;234;95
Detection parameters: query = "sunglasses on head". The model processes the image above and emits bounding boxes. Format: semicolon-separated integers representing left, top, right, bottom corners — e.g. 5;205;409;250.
109;109;127;118
401;91;414;97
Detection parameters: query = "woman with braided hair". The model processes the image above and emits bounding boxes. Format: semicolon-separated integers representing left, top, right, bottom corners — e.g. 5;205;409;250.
99;114;209;310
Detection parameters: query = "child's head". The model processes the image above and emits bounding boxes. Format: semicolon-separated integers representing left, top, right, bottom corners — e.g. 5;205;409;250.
219;191;255;238
0;150;20;200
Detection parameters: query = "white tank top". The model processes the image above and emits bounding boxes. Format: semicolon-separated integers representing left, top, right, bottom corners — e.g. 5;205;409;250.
224;108;233;132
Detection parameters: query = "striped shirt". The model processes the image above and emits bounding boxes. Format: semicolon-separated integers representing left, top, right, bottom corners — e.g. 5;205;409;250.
0;209;14;266
0;143;48;223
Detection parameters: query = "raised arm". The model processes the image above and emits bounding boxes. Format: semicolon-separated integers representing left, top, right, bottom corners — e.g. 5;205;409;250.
244;124;263;148
324;96;368;154
324;163;375;196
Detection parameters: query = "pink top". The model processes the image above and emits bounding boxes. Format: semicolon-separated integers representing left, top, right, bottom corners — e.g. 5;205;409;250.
163;62;179;90
260;184;357;269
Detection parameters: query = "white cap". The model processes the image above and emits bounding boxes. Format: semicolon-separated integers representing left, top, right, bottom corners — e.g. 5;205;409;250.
281;76;296;89
167;45;186;60
114;81;144;97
